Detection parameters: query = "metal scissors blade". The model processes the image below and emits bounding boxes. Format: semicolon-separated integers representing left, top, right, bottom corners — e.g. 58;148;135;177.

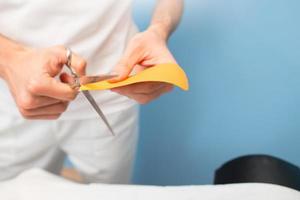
82;90;115;136
64;48;115;136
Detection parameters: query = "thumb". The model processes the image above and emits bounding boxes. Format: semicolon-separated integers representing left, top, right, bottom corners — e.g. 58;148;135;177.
49;46;87;77
69;52;87;76
109;47;143;83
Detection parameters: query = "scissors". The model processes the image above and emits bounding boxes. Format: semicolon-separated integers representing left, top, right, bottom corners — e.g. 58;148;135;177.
65;48;116;136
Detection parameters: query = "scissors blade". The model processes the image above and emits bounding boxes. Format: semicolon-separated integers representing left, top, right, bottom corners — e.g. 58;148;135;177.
82;90;115;136
79;74;118;85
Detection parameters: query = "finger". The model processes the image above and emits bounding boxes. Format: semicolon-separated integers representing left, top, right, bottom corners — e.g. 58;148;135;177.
111;82;166;95
46;46;69;77
118;87;165;104
50;46;87;76
112;84;173;104
60;72;75;84
19;95;62;110
59;72;80;90
109;43;144;83
20;102;68;117
69;52;87;76
28;76;78;101
26;114;61;120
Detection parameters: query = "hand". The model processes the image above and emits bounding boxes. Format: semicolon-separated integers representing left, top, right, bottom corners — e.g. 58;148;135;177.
2;45;86;119
109;26;176;104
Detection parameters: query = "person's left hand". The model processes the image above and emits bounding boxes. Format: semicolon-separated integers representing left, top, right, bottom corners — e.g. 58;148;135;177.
109;27;176;104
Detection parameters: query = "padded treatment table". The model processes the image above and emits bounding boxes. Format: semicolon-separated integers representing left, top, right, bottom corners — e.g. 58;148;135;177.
0;169;299;200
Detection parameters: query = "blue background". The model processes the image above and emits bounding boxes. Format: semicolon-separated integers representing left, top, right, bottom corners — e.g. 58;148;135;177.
132;0;300;185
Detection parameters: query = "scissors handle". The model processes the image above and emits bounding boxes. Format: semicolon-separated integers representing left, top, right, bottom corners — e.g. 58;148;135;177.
65;48;81;87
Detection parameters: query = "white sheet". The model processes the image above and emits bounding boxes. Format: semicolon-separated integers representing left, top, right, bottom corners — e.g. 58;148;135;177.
0;169;299;200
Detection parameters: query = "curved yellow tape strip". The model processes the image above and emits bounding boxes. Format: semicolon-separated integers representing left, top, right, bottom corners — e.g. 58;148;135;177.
80;63;189;91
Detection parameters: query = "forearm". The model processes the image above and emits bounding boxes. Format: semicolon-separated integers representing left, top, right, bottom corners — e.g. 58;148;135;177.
0;34;26;79
148;0;184;40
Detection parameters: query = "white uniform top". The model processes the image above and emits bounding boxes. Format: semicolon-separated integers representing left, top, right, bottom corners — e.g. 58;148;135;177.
0;0;138;119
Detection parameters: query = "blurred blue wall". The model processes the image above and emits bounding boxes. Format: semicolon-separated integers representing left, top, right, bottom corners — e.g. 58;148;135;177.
132;0;300;185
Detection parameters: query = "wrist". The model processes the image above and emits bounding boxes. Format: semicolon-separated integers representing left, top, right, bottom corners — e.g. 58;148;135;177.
147;23;171;42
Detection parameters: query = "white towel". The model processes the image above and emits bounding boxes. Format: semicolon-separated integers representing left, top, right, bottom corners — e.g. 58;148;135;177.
0;169;299;200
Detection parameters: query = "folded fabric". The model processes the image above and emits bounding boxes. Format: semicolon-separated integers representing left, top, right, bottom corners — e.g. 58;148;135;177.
80;63;189;91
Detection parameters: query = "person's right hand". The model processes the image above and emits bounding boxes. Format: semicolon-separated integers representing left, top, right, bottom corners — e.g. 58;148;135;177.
2;45;86;120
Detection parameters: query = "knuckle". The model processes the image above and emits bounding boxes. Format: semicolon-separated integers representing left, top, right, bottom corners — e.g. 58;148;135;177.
51;45;66;55
137;96;150;104
43;52;59;67
50;45;66;63
17;95;35;110
165;85;174;93
59;103;68;112
131;34;143;44
67;91;78;101
27;79;42;94
19;107;30;117
53;114;61;119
